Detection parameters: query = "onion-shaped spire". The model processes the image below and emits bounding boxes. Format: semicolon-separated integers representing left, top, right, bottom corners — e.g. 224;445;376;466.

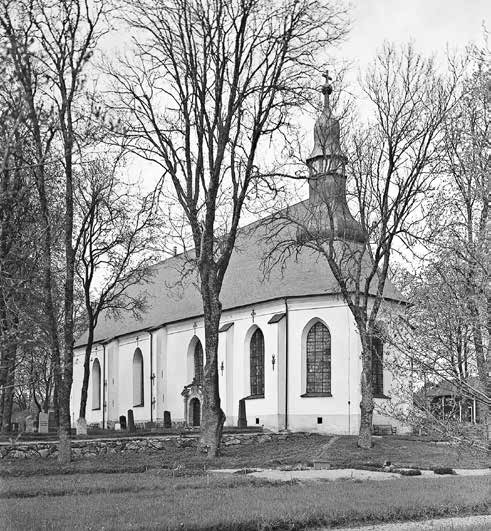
307;71;343;165
300;71;366;244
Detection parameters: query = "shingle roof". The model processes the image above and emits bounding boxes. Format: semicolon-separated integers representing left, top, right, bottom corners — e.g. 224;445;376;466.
75;204;405;347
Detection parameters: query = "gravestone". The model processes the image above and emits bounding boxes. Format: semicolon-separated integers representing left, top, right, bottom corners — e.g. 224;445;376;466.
164;410;172;428
38;412;49;434
119;415;127;430
114;422;121;431
127;409;136;433
25;416;35;433
238;398;247;428
48;410;56;432
76;417;87;436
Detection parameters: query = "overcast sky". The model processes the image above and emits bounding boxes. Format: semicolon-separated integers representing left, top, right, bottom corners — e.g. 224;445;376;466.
119;0;489;196
342;0;488;68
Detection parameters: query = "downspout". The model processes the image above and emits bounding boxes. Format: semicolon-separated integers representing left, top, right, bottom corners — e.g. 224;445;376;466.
102;344;106;429
149;330;154;423
284;298;289;430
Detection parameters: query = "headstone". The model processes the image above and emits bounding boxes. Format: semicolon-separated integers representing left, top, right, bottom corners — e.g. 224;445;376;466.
38;412;49;434
164;410;172;428
119;415;127;430
25;416;35;433
127;409;136;433
76;417;88;436
238;398;247;428
114;422;121;431
48;411;57;432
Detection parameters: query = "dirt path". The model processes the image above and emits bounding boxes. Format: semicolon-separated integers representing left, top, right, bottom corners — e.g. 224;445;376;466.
321;514;491;530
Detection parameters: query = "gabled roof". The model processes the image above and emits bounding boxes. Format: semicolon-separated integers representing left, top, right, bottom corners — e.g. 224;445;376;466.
75;204;405;348
424;376;483;398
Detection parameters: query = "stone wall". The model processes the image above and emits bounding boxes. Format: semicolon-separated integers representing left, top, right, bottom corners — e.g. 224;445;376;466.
0;432;282;460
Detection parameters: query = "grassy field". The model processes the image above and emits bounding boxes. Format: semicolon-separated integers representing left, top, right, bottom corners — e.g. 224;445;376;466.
1;434;489;477
0;471;489;530
1;435;488;529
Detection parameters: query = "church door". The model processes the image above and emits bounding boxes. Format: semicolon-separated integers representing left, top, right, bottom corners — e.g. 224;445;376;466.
190;398;200;427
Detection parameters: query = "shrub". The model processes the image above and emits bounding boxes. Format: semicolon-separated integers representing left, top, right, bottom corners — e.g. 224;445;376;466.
432;467;456;475
394;468;422;476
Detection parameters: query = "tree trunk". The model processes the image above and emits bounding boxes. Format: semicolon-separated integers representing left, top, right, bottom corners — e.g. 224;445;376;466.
357;322;373;449
198;274;226;457
79;326;94;420
1;344;16;432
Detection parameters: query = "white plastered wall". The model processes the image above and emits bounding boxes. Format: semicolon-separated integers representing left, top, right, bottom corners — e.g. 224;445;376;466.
71;295;410;435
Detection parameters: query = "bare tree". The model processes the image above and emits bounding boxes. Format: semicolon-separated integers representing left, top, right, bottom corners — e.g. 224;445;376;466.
390;42;490;438
75;157;159;432
107;0;348;455
1;0;109;462
264;43;460;448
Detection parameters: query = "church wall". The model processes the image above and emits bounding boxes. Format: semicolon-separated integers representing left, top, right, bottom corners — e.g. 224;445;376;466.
71;295;409;435
71;344;105;427
220;300;287;431
286;296;361;435
153;328;167;423
164;320;205;423
106;339;119;426
116;334;151;424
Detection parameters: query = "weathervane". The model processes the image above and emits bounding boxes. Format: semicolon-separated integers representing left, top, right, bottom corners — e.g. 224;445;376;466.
321;70;333;112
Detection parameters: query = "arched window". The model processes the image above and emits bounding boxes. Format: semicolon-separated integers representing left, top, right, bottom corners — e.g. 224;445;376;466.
194;340;204;385
371;333;384;396
133;348;144;406
92;359;101;410
306;322;331;395
250;328;265;396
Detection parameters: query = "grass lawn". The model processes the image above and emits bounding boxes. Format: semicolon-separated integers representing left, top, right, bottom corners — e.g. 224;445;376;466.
1;434;489;477
0;471;489;530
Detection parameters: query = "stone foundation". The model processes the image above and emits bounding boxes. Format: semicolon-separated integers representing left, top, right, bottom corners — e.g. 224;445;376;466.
0;432;288;460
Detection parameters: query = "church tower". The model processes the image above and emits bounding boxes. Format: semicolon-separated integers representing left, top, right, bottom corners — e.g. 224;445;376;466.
301;73;366;244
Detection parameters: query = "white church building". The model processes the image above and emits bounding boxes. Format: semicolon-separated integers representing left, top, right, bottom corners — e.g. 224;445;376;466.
71;79;407;435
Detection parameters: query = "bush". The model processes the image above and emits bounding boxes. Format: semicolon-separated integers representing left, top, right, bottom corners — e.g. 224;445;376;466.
394;468;422;476
432;467;456;475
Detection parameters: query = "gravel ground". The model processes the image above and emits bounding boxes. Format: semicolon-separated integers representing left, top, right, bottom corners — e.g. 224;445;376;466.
323;514;491;530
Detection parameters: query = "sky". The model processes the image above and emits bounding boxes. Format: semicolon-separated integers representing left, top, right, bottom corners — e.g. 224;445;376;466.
341;0;488;69
117;0;489;202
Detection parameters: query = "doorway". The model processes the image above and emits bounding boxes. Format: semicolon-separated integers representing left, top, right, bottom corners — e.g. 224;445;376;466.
189;397;201;427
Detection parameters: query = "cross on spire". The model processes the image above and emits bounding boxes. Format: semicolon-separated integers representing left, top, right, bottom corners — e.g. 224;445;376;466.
321;70;333;112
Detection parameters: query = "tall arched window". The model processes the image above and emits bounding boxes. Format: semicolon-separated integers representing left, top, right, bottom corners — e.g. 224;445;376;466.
92;359;101;410
194;340;204;385
250;328;265;396
133;348;144;406
306;322;331;395
371;333;384;396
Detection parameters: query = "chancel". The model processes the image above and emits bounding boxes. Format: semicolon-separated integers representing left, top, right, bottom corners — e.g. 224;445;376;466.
71;77;407;435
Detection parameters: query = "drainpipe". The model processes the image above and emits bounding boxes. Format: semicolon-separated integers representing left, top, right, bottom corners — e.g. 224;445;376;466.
102;343;106;429
149;330;154;423
284;298;289;430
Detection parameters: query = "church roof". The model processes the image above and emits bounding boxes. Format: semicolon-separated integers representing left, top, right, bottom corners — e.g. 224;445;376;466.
75;204;405;348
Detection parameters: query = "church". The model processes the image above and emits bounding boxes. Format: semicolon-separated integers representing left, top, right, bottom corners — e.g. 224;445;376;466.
71;79;408;436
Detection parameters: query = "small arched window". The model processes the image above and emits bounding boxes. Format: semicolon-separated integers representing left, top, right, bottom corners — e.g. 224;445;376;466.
306;322;331;395
92;359;101;410
250;328;265;396
371;332;384;396
133;348;144;406
194;340;204;385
